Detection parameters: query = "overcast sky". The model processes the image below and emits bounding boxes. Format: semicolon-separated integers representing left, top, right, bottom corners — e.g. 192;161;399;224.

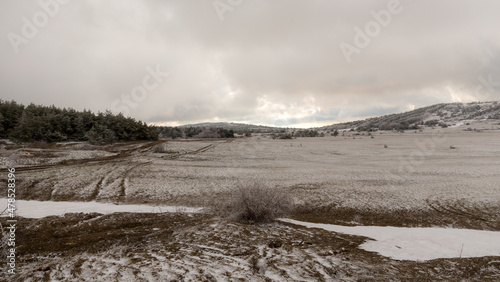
1;0;500;127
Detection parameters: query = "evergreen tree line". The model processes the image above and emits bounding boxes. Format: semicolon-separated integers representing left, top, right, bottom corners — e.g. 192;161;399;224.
157;126;235;139
0;100;158;143
271;129;323;139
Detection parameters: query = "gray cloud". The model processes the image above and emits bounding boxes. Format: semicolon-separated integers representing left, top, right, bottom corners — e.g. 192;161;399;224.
1;0;499;127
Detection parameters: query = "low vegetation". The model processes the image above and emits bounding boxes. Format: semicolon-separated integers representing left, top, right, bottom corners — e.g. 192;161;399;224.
152;142;169;153
156;126;235;139
215;182;294;223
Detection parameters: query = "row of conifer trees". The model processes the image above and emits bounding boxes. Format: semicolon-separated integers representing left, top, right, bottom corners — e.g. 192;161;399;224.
0;100;158;144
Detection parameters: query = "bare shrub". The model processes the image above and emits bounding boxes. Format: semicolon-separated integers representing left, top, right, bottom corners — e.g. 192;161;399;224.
152;143;168;153
215;182;294;223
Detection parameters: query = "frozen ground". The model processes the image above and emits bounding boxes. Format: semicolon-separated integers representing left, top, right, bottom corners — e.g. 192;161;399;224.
2;199;499;262
3;213;500;281
4;121;499;229
1;121;500;280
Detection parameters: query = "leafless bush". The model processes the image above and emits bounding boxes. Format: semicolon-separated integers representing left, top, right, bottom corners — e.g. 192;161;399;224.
152;143;168;153
215;182;294;223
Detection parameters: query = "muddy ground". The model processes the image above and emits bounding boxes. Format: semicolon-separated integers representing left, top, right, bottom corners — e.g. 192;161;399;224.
2;213;499;281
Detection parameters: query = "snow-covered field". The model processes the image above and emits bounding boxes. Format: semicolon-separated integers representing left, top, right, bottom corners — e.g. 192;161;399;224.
1;121;500;280
6;121;500;216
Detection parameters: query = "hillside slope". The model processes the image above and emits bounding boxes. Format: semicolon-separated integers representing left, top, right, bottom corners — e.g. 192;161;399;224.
322;101;500;131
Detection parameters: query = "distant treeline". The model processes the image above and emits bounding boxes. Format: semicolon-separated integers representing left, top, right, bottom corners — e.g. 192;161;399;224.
0;100;158;143
157;126;238;139
270;129;323;139
157;127;327;139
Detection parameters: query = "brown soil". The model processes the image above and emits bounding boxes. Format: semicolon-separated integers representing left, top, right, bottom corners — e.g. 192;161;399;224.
2;214;499;281
294;204;500;231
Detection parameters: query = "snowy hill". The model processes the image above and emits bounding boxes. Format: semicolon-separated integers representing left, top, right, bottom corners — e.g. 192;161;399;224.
322;101;500;131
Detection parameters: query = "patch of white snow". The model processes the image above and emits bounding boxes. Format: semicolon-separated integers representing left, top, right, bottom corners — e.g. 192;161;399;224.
280;218;500;261
0;199;203;218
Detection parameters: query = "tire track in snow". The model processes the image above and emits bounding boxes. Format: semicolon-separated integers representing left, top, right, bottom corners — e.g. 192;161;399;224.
163;143;215;160
89;162;121;201
118;161;152;201
15;140;163;172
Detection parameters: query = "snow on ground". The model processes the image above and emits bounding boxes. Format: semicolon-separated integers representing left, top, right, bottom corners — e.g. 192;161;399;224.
0;199;203;218
4;199;499;263
280;218;500;261
7;127;500;219
0;148;116;168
